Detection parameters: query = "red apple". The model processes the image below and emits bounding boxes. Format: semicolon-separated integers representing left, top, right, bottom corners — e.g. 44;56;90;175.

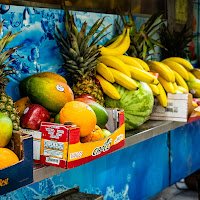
77;94;95;101
74;97;95;104
193;98;200;106
20;104;50;130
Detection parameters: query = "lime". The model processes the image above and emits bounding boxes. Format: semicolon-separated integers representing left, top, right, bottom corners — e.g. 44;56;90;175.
88;102;109;128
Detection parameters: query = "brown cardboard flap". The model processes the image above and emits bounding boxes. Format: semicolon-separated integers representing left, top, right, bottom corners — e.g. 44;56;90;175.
188;93;196;119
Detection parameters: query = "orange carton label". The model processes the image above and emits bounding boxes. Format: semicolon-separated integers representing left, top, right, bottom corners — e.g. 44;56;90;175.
0;178;9;187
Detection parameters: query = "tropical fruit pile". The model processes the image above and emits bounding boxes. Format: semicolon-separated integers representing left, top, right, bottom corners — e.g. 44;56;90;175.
0;20;21;170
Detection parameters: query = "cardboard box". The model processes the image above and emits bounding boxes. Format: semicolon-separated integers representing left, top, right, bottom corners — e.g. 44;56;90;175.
40;108;125;169
0;131;33;195
150;93;196;122
20;129;42;162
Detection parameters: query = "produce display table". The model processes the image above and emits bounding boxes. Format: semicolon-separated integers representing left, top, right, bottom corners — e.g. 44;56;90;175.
1;119;200;200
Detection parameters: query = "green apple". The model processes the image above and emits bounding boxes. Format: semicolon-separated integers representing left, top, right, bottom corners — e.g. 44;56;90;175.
0;112;13;147
102;129;112;138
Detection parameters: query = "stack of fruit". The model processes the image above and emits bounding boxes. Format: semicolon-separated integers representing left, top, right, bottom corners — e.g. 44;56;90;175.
146;57;200;107
0;112;19;170
59;97;111;143
96;27;160;100
17;72;74;130
0;19;23;170
17;72;111;142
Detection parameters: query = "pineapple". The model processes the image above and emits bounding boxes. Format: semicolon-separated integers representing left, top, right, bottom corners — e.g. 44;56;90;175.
55;9;111;105
0;20;23;131
159;23;196;59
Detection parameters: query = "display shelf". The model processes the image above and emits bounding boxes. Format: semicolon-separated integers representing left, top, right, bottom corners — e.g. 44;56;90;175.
33;120;186;183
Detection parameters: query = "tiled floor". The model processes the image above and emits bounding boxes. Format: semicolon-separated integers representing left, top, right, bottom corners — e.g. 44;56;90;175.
149;180;199;200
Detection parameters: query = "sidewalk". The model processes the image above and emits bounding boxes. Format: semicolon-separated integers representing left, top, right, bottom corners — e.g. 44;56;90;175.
148;180;198;200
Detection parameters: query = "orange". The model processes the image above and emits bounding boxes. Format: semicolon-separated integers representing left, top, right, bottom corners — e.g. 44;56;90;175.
0;148;19;169
81;125;104;143
60;101;97;137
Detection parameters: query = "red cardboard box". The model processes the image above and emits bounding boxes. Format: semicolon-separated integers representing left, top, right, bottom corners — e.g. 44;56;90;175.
39;108;125;169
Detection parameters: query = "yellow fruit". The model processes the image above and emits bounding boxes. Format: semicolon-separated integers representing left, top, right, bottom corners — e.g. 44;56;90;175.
98;55;131;77
163;57;193;71
148;61;175;82
162;60;189;81
100;28;130;56
158;76;176;93
60;101;97;137
0;148;19;169
156;83;168;107
14;96;32;117
96;75;120;100
108;67;138;90
116;55;144;70
97;63;115;83
81;125;104;143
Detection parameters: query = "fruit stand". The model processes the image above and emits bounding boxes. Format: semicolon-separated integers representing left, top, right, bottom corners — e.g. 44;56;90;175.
0;0;200;199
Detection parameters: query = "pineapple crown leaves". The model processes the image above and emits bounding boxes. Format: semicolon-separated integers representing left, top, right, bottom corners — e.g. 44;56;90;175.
117;11;165;60
0;20;23;94
55;7;112;79
159;23;197;59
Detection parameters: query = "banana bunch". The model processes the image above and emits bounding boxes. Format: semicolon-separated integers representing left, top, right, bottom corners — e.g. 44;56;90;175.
96;54;160;100
99;27;131;56
147;57;194;107
96;27;161;100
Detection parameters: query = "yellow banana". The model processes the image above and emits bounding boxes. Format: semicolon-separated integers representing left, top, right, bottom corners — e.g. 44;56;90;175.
191;68;200;79
156;83;168;107
96;75;120;100
173;82;178;90
192;101;198;107
128;65;159;84
100;28;130;56
107;67;138;90
116;55;144;70
147;83;160;96
98;55;131;77
161;60;189;81
158;76;176;93
148;61;175;82
97;63;115;83
188;71;196;79
162;57;193;71
131;57;150;71
172;70;189;92
177;85;189;94
106;28;126;49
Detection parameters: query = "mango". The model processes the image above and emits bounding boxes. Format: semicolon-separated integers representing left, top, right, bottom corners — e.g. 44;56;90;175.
26;77;74;113
14;96;32;117
20;72;67;97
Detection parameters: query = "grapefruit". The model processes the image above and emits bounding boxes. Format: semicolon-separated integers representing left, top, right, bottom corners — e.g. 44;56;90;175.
60;101;97;137
75;98;109;128
0;148;19;169
0;112;13;148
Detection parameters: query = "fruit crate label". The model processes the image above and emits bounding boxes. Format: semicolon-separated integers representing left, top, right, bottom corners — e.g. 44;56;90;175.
150;93;188;122
45;157;60;165
43;149;63;158
40;122;71;142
